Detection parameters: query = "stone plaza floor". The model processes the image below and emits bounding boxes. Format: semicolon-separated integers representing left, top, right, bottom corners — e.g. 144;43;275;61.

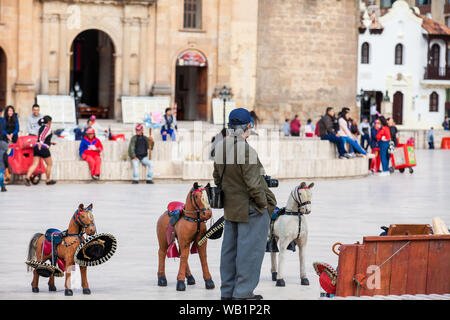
0;149;448;300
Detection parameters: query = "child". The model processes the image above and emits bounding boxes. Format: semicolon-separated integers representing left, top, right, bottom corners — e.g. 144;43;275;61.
282;119;290;136
427;127;434;149
304;119;315;138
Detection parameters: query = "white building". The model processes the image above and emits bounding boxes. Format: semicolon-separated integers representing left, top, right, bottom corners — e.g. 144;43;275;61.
358;0;450;129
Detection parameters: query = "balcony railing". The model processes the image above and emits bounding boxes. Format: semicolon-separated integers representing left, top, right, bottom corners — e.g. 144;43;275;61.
424;65;450;80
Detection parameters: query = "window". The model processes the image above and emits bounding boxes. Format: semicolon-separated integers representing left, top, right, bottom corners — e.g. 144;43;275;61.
361;42;370;64
430;92;439;112
430;44;440;67
380;0;397;8
395;44;403;65
446;16;450;28
183;0;202;29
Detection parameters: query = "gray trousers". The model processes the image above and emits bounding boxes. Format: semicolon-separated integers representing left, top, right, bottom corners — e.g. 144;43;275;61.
220;206;270;299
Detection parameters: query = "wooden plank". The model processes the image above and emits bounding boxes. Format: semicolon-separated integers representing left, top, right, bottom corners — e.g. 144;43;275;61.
374;241;393;296
426;240;450;294
389;240;410;295
364;235;450;242
388;224;431;236
335;244;359;297
355;242;377;297
406;240;429;294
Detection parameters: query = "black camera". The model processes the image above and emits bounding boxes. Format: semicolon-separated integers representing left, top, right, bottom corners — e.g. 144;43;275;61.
264;176;279;188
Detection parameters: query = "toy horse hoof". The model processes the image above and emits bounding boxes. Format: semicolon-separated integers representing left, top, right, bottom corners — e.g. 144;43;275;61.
65;289;73;296
301;278;310;286
205;279;215;290
187;275;196;285
272;272;277;281
48;285;57;292
176;280;186;291
276;279;286;287
32;287;39;293
158;276;168;287
83;288;91;295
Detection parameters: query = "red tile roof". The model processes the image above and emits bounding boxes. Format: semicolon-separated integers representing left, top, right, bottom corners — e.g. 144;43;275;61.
420;15;450;36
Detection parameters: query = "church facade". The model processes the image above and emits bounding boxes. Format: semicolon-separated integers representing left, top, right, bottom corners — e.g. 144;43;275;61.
0;0;359;124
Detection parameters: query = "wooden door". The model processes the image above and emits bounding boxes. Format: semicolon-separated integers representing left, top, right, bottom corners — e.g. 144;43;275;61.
196;67;207;120
0;48;6;109
393;91;403;125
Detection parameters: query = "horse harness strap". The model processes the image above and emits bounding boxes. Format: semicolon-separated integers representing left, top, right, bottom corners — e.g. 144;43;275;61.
285;211;303;239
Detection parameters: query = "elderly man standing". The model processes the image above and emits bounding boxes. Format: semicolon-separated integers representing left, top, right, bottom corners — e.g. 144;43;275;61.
128;124;155;184
213;108;277;300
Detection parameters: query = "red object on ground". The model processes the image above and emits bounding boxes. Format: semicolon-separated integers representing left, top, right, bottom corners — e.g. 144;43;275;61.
441;137;450;149
110;134;125;141
8;136;45;176
82;153;102;176
391;144;417;170
370;148;381;172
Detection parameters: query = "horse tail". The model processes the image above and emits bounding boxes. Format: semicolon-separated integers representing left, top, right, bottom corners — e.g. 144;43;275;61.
27;233;43;272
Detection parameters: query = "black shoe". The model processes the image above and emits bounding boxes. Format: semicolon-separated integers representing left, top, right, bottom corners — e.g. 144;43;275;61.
146;180;154;184
132;180;138;184
24;178;31;186
232;295;263;300
92;175;100;180
46;180;56;185
1;186;6;192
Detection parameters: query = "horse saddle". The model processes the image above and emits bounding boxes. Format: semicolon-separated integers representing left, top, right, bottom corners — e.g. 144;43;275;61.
42;228;66;271
168;201;184;227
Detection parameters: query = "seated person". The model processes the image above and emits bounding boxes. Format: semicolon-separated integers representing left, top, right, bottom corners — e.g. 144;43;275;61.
337;110;373;158
128;124;155;184
161;108;177;141
318;107;351;159
1;105;19;143
79;128;103;180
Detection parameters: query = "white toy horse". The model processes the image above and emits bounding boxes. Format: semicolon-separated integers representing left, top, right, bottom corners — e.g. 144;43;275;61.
267;182;314;287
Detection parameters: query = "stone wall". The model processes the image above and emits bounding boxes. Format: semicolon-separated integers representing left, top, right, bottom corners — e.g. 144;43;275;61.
256;0;359;125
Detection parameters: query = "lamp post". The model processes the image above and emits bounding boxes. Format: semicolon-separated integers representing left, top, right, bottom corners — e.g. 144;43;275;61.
72;82;83;125
218;85;232;129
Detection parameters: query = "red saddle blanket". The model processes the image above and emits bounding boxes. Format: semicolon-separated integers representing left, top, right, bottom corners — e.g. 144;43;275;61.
165;201;198;257
42;240;66;271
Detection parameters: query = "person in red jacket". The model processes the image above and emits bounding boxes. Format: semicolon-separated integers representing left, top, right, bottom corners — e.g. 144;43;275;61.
79;128;103;180
290;115;301;136
376;116;391;176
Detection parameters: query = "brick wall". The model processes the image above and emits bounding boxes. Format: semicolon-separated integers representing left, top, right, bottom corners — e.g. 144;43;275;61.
255;0;359;125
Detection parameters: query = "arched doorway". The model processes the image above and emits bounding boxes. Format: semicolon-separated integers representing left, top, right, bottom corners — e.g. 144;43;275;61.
70;29;115;119
0;47;6;109
393;91;403;125
175;50;208;121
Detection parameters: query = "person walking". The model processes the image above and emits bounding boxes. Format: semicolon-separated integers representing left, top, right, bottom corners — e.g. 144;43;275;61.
427;127;435;149
282;119;290;136
290;115;301;136
128;124;155;184
318;107;351;159
376;116;391;176
442;116;449;130
1;105;19;143
25;116;56;186
26;104;42;136
213;108;277;300
0;140;8;192
79;128;103;180
161;108;178;141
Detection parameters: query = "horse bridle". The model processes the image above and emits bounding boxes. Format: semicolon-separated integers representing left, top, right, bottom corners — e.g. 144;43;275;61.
72;209;96;236
296;187;311;210
183;188;210;240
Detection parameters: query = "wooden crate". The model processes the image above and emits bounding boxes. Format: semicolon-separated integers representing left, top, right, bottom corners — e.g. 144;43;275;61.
335;235;450;297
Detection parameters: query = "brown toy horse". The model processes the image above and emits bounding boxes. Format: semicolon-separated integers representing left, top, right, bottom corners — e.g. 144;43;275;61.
156;183;215;291
26;204;96;296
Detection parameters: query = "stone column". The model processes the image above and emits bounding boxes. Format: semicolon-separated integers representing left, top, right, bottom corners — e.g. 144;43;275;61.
40;14;51;94
121;17;132;96
139;18;149;96
58;14;69;94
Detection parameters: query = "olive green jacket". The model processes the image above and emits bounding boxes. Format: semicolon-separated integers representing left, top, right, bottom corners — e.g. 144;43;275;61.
213;135;277;223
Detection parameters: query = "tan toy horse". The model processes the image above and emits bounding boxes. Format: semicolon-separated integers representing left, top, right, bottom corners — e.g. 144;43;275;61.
156;183;215;291
26;204;96;296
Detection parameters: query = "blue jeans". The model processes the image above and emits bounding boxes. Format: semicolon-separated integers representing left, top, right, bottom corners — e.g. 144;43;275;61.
341;136;367;155
0;169;4;188
161;129;176;141
132;157;153;181
379;141;390;172
361;134;370;151
321;134;347;156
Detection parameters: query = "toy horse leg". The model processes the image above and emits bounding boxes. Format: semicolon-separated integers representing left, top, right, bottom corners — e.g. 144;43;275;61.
185;263;195;285
276;238;291;287
64;264;74;296
31;237;44;293
270;252;278;281
197;240;214;289
157;247;168;286
296;238;309;286
31;270;40;293
80;266;91;294
48;275;56;292
176;242;190;291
